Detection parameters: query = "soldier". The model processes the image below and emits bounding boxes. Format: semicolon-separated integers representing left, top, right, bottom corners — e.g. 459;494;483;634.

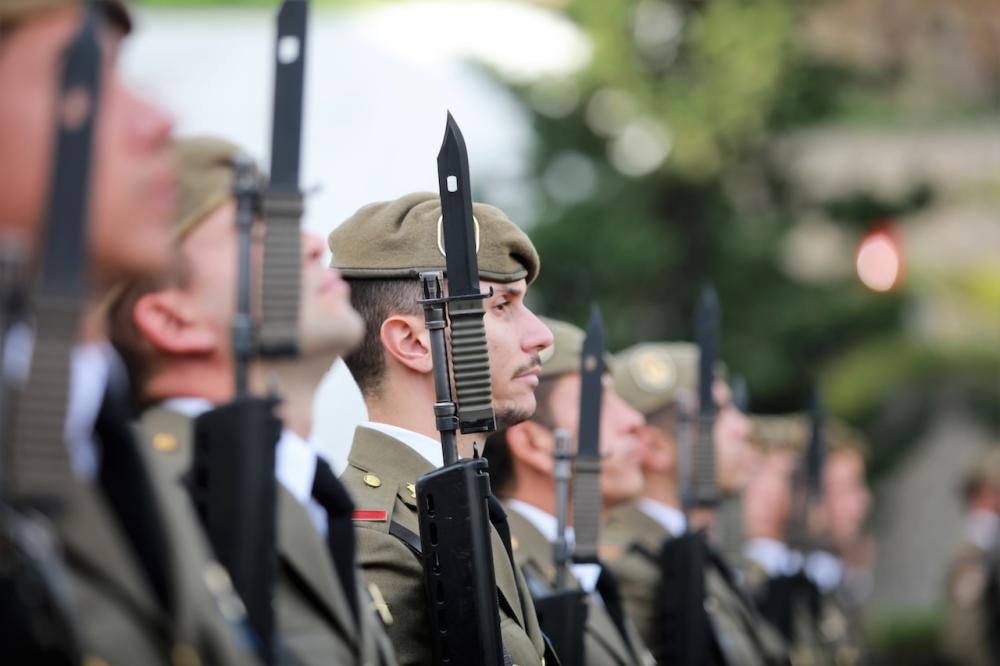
605;342;786;665
805;421;873;665
328;192;552;666
485;316;655;666
107;136;398;665
941;446;1000;666
743;414;828;665
0;2;261;664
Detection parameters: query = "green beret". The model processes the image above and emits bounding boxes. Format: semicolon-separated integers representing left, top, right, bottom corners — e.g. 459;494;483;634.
171;135;258;240
328;192;540;285
537;316;614;380
749;414;808;453
612;342;698;416
0;0;132;33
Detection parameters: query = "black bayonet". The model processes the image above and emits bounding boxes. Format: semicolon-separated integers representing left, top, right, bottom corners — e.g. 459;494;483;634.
693;285;720;507
573;305;605;564
259;0;309;356
415;113;503;666
438;112;496;435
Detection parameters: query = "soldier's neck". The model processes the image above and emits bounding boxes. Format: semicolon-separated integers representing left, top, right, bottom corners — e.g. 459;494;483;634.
643;471;681;510
259;355;334;440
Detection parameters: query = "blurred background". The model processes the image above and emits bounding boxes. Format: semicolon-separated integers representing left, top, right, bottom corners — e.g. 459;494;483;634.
124;0;1000;660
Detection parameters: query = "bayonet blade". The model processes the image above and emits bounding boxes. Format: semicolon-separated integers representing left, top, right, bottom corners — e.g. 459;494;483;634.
436;112;495;434
437;112;479;298
573;305;605;562
693;285;720;506
268;0;308;191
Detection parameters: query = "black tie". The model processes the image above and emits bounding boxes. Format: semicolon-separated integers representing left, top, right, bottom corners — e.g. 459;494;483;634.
312;458;359;623
596;563;636;658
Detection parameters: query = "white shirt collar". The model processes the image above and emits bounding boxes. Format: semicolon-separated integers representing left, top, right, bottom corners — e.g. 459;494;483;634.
505;499;601;593
637;498;687;538
360;421;444;468
162;396;213;418
805;550;843;593
64;343;113;481
967;509;1000;552
744;537;802;577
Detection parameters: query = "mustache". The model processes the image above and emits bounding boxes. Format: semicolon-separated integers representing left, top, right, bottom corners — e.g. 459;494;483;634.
510;354;542;380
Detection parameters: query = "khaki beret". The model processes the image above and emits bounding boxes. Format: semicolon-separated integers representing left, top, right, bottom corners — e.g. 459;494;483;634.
825;419;869;460
612;342;698;416
171;135;259;240
749;414;809;454
537;316;613;380
961;447;1000;494
328;192;539;285
0;0;131;33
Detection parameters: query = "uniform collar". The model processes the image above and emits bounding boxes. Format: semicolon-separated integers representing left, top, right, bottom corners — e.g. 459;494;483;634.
636;498;687;538
359;420;444;469
966;509;999;552
505;499;601;593
744;537;802;577
805;550;843;593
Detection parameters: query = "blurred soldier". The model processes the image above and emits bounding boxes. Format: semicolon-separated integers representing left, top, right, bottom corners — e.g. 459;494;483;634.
743;414;828;665
0;3;263;664
605;342;786;665
485;317;655;666
805;421;873;665
941;447;1000;666
328;192;552;666
108;136;398;665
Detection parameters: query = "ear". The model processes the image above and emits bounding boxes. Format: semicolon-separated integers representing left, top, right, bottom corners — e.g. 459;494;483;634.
506;421;555;477
380;314;432;375
133;289;218;355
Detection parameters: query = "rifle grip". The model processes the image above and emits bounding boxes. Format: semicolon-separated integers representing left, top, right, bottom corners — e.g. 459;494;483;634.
448;298;495;434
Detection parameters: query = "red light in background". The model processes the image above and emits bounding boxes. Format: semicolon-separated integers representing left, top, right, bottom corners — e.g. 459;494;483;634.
856;228;902;292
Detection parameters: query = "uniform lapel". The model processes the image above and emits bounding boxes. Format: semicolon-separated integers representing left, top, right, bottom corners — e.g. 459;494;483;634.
276;485;360;647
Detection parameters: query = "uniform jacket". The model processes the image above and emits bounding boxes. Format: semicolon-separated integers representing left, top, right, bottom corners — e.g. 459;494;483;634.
340;425;547;666
504;504;655;666
741;555;824;666
604;502;787;666
139;406;397;666
943;538;996;666
48;393;257;666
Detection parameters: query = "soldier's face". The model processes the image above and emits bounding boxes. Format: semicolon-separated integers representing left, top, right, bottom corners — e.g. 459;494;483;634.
182;202;362;366
0;8;175;286
821;450;870;548
482;279;553;428
545;373;646;508
712;379;755;495
743;449;796;540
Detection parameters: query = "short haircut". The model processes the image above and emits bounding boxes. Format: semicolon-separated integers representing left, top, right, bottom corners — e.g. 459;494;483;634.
342;277;421;398
107;253;191;406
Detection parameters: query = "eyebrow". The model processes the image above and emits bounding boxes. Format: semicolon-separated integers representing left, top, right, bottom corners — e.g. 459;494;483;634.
490;284;523;298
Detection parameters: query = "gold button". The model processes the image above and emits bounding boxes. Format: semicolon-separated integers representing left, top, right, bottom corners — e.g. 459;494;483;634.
406;482;416;499
83;657;110;666
363;473;382;488
153;432;178;452
172;643;201;666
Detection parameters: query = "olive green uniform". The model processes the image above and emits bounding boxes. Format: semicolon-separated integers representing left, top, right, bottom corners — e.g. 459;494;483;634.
342;425;547;666
504;503;655;666
942;538;996;666
139;406;398;666
604;502;787;666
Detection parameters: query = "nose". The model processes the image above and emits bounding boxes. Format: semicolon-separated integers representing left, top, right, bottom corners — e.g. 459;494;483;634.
125;84;173;152
301;232;326;265
523;309;554;353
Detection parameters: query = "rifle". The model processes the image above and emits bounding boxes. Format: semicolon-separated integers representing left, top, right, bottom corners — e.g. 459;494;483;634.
652;288;721;666
1;9;105;662
414;112;505;666
531;433;588;666
719;375;748;571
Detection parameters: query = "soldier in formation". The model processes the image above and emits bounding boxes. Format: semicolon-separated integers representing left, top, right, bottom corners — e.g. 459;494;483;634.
1;0;900;664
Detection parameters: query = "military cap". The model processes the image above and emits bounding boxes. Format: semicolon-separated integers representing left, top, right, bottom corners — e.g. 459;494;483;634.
171;136;260;239
612;342;698;416
328;192;539;285
825;418;870;459
749;414;809;453
0;0;131;33
960;447;1000;497
536;316;614;380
